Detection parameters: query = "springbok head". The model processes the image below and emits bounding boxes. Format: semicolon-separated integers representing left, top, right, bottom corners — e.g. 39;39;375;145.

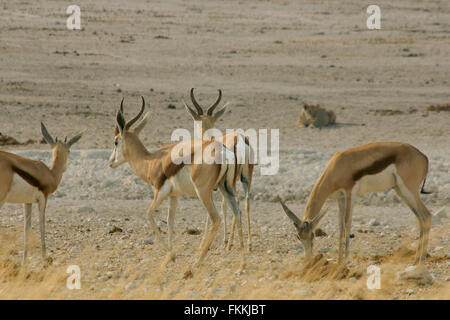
183;88;228;134
279;200;330;257
41;122;84;172
109;96;150;168
279;200;315;257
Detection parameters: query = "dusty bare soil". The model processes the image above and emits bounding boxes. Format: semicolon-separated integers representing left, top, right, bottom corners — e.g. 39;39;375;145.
0;0;449;299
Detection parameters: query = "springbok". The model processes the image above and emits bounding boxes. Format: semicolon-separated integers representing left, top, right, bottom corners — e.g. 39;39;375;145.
109;97;246;267
280;142;433;264
184;88;254;251
0;123;83;265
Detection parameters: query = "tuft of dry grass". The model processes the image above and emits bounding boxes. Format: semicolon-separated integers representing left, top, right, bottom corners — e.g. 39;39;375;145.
0;223;449;300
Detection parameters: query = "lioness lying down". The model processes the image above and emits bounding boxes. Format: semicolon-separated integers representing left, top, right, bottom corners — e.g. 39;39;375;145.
297;104;336;128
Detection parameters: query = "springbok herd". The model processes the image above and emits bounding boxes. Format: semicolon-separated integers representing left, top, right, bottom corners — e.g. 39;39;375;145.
0;89;434;270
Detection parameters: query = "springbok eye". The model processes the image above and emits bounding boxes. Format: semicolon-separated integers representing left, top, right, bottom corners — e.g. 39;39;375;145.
114;140;118;146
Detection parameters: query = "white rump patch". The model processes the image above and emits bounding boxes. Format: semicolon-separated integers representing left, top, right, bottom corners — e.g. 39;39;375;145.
169;166;197;196
354;164;397;195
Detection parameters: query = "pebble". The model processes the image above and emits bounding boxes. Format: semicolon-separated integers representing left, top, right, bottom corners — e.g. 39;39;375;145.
396;266;434;286
143;239;153;245
405;289;414;295
78;206;95;214
109;226;123;234
125;281;137;290
293;288;312;296
432;208;447;225
368;218;380;226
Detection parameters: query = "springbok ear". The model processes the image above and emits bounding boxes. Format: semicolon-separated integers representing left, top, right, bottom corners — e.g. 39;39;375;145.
134;112;150;135
213;102;230;120
41;122;55;146
311;202;330;227
67;129;85;148
183;99;199;120
279;200;302;227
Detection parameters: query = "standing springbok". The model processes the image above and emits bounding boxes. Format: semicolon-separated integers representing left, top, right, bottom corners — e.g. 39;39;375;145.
183;88;255;251
109;97;245;267
280;142;433;264
0;123;83;265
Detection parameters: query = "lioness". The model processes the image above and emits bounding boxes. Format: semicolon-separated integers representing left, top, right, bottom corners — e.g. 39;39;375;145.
297;104;336;128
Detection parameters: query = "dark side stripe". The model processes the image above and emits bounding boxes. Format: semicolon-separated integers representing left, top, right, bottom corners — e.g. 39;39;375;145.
12;165;44;192
352;155;396;182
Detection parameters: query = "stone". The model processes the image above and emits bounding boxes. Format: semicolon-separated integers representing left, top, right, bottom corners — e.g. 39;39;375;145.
405;289;414;295
78;206;95;214
314;228;328;237
125;281;137;290
109;226;123;234
432;208;447;225
396;266;434;286
143;239;153;245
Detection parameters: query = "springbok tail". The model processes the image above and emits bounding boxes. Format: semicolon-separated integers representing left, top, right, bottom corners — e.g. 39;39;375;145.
420;176;432;194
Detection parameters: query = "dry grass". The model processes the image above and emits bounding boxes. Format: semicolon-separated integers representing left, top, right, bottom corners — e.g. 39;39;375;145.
1;226;448;300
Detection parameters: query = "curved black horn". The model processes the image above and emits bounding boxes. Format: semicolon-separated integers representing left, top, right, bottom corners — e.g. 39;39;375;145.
125;96;145;130
190;88;203;115
120;97;124;114
207;89;222;115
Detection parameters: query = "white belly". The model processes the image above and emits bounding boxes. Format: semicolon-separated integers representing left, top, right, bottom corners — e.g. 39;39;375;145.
355;164;397;195
169;166;197;196
5;174;43;204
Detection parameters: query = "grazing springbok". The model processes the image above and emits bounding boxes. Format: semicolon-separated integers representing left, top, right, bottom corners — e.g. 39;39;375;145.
280;142;433;264
109;97;246;267
0;123;83;265
184;88;255;251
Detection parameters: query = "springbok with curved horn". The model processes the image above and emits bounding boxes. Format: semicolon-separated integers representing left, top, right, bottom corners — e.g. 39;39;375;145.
184;88;255;251
109;97;245;267
280;142;433;265
0;123;84;265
